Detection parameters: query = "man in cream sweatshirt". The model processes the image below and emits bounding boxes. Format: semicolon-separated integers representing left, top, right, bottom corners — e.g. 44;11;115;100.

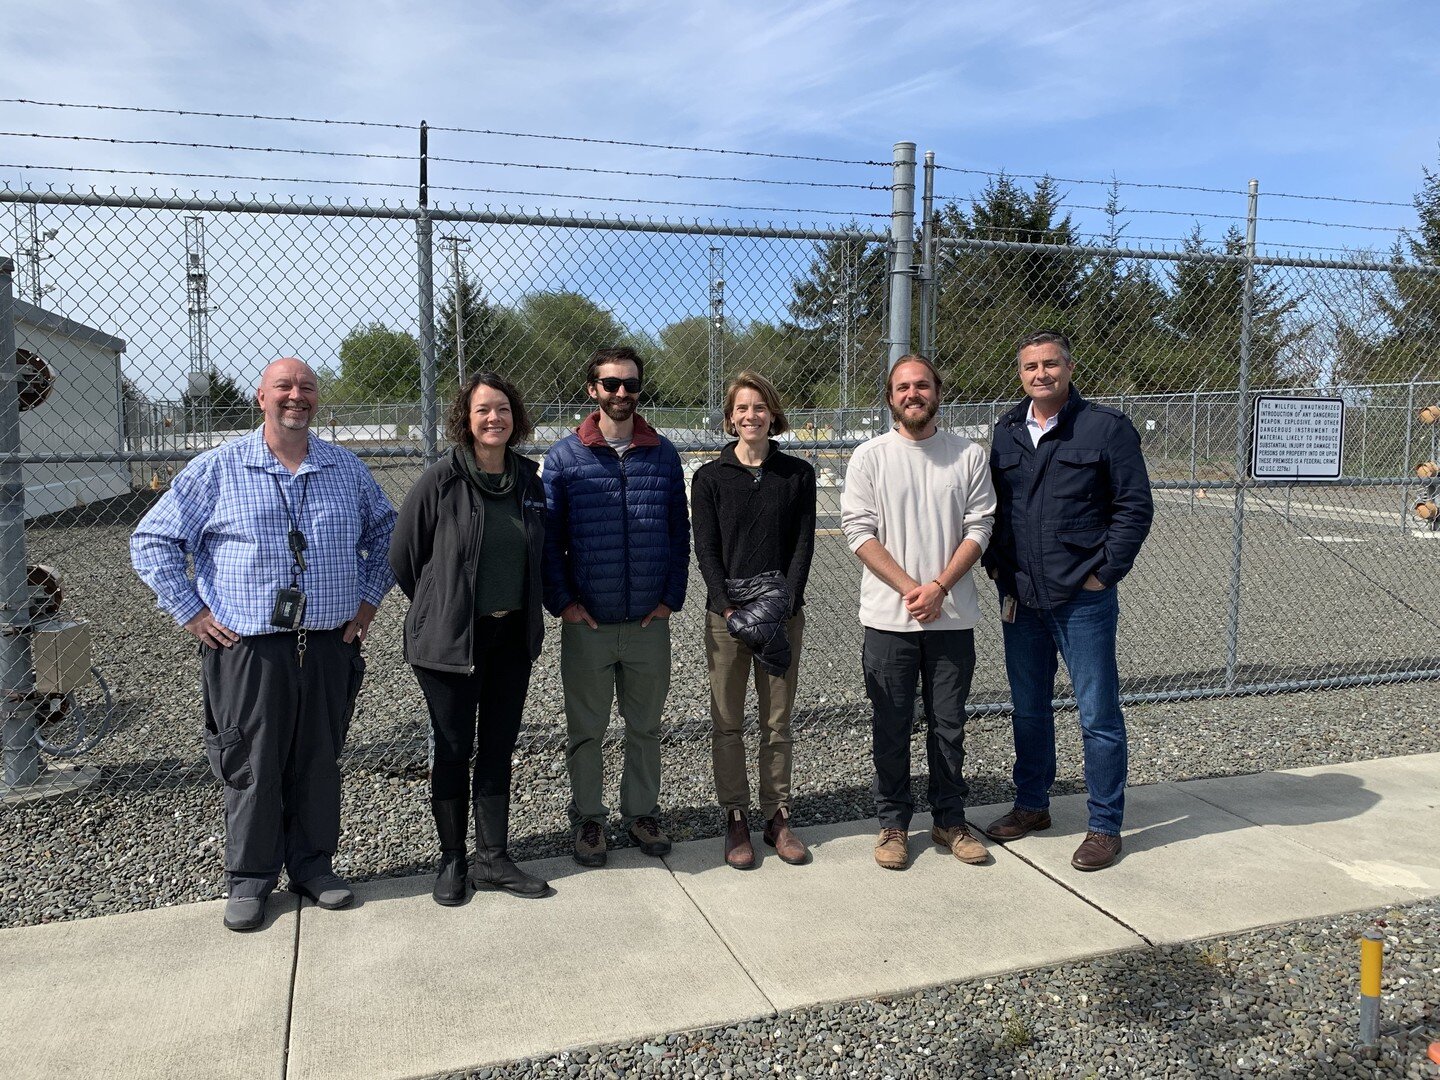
840;355;997;871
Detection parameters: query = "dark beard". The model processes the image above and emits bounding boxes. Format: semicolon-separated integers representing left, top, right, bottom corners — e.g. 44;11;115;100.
600;397;635;422
891;398;936;433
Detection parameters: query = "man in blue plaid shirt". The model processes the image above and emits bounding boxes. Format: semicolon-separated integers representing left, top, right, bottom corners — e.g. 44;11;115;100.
131;357;396;932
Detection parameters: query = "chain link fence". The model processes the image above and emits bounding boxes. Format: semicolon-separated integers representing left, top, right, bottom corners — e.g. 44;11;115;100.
2;169;1440;823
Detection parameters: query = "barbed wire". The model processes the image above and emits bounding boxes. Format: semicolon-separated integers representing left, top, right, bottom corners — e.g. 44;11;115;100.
0;162;412;190
0;98;887;168
429;124;886;167
933;164;1415;210
936;195;1408;235
429;183;884;218
0;131;889;192
0;97;413;130
429;154;888;190
0;130;411;161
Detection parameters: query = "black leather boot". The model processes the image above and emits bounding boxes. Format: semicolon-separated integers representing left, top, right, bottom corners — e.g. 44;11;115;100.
470;795;549;898
431;798;469;906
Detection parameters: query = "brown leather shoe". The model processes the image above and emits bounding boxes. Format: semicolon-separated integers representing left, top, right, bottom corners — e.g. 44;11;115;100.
984;806;1053;842
1071;831;1122;871
931;823;990;865
763;807;809;865
724;809;755;870
874;827;908;870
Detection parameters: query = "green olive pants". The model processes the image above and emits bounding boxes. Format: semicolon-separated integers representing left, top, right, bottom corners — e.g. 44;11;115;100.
561;617;671;825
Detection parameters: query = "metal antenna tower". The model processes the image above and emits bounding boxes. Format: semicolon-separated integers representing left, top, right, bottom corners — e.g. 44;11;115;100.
15;205;58;305
440;235;471;387
707;245;726;426
184;215;212;393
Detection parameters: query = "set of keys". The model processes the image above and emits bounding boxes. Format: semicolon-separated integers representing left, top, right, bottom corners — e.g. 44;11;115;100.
288;528;308;572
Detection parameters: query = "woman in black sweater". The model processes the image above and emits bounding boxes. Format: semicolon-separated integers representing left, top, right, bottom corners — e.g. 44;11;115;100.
691;371;816;869
389;372;549;906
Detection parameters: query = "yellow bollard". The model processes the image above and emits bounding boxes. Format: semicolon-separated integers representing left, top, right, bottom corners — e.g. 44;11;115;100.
1359;928;1383;1045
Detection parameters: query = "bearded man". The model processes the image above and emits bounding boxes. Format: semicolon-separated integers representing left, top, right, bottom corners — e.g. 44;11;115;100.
839;355;996;872
541;347;690;868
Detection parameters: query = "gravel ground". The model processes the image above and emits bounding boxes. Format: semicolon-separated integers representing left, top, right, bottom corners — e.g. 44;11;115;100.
448;898;1440;1080
3;493;1439;1078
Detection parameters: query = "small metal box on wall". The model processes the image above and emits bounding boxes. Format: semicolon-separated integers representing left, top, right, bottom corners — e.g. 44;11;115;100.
30;618;92;695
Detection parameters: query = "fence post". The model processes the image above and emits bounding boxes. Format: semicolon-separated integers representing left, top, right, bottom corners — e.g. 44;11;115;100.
886;142;916;371
0;255;41;791
917;150;936;359
1402;370;1420;531
1189;390;1199;510
417;121;438;466
1224;179;1259;690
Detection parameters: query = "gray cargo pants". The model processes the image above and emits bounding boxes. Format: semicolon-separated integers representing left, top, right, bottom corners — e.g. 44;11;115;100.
201;629;366;898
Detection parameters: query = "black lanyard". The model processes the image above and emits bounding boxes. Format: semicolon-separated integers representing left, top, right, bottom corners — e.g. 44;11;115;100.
269;471;311;589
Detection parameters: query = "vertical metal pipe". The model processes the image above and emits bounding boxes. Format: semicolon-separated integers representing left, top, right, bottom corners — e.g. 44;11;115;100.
1189;390;1199;511
886;142;916;371
0;256;40;790
917;150;936;359
1402;371;1419;531
1358;928;1383;1046
416;122;437;465
1224;179;1259;689
1359;403;1368;476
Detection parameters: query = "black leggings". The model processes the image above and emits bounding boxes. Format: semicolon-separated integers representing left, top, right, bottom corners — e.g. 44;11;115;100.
413;613;532;801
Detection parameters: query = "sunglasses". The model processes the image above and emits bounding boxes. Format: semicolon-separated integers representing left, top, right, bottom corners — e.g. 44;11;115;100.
596;377;642;394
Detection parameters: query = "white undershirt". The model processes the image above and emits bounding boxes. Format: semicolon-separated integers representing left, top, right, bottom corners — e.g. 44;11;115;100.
1025;401;1060;447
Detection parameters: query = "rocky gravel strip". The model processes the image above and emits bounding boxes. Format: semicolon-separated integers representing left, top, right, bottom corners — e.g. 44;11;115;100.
449;898;1440;1080
3;680;1440;930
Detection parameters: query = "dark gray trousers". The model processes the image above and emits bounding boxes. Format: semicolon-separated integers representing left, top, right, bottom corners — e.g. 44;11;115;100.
862;627;975;831
201;629;365;898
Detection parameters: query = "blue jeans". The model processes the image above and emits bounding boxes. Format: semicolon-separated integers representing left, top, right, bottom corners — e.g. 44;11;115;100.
1000;586;1126;835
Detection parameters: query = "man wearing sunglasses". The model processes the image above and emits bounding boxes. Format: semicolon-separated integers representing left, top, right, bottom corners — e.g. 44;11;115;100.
542;346;690;868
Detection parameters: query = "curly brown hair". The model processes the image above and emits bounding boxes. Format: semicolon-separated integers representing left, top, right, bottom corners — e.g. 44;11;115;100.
445;372;533;449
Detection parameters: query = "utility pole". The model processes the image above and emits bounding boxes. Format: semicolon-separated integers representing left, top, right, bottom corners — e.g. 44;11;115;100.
707;245;726;428
440;234;470;386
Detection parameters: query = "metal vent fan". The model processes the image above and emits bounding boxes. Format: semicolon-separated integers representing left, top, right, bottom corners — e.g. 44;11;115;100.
16;348;55;411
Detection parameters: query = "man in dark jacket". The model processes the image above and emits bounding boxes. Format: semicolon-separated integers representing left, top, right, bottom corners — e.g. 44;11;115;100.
542;346;689;867
981;330;1153;872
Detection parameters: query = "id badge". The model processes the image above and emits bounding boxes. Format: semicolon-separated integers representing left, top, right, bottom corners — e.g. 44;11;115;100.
1000;594;1018;624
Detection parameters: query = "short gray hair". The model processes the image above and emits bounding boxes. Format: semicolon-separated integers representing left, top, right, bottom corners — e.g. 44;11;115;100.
1015;329;1072;363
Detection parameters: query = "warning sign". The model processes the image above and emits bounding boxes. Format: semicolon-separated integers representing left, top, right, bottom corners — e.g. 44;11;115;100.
1250;396;1345;480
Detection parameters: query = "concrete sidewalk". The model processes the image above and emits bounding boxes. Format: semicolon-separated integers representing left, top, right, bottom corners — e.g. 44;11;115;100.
4;753;1438;1080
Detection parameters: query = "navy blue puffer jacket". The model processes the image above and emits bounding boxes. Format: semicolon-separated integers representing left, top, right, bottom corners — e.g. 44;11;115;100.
541;412;690;623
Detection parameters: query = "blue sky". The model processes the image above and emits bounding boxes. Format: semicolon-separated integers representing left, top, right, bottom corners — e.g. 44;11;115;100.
3;1;1439;395
3;0;1438;250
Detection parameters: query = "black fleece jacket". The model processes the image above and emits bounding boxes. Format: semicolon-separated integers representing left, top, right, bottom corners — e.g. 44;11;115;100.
389;446;546;672
690;441;816;617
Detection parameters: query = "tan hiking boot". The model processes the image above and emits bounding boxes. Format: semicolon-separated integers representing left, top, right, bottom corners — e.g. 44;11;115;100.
573;820;607;867
931;823;990;865
628;815;672;857
874;827;908;870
